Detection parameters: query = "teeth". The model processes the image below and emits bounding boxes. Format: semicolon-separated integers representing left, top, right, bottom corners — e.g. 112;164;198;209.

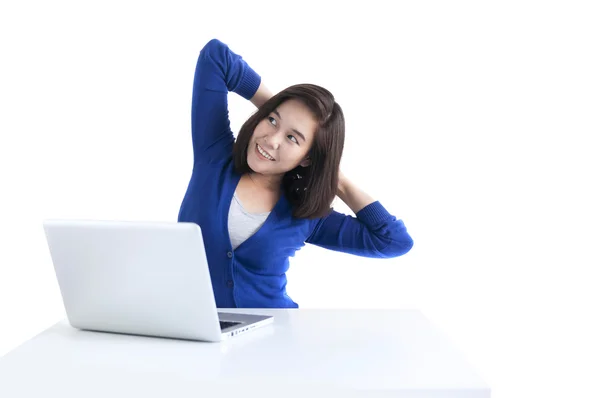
257;144;274;160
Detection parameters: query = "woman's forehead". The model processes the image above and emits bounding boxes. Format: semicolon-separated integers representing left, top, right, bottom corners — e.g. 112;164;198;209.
274;100;318;137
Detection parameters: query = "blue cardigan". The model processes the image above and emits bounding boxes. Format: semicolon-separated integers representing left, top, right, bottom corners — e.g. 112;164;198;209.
178;39;413;308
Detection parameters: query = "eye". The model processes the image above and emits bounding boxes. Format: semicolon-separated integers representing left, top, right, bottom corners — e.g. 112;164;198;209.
288;135;298;144
268;116;277;126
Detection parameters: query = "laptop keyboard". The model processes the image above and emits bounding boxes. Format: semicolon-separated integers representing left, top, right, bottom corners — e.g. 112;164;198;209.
220;321;241;330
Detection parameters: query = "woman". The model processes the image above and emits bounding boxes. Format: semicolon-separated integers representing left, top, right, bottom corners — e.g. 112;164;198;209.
178;38;413;308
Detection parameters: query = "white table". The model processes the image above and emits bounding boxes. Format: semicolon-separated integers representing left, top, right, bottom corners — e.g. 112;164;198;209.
0;309;490;398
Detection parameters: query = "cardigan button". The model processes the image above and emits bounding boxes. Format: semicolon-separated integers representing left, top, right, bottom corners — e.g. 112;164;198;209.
227;280;234;288
227;251;233;258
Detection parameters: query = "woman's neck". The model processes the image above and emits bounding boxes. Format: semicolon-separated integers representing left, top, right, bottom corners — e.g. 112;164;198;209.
246;172;282;193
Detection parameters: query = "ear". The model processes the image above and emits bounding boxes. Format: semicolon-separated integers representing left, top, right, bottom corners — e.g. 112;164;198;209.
299;157;311;167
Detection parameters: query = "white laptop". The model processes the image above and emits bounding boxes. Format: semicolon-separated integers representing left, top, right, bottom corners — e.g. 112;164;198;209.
42;219;273;342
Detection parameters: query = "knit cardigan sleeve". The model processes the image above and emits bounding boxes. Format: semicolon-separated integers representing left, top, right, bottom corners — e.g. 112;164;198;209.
190;38;261;164
305;201;413;258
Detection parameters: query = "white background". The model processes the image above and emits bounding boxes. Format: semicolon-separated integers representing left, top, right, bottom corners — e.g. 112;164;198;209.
1;0;599;397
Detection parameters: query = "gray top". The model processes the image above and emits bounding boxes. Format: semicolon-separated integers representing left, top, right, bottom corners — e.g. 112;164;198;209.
227;192;270;250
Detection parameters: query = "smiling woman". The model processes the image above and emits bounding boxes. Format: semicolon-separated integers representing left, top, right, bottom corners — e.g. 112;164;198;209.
234;89;344;218
177;38;413;309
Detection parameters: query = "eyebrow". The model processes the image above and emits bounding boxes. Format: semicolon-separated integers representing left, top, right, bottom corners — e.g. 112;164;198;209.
273;109;306;142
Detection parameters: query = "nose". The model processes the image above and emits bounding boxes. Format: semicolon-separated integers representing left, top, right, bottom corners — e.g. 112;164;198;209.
264;133;282;150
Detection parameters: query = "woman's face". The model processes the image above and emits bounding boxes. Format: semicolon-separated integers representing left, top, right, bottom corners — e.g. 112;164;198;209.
247;99;318;177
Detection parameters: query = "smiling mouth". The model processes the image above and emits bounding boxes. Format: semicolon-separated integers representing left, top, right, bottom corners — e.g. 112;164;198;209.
256;143;275;161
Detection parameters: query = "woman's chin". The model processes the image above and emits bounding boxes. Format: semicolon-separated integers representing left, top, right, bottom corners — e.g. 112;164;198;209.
247;157;267;173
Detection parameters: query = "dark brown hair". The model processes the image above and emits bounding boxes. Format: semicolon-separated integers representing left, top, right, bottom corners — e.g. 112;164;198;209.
232;83;345;219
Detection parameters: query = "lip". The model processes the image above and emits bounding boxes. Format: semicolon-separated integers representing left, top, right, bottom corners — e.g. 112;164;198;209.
255;143;275;161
